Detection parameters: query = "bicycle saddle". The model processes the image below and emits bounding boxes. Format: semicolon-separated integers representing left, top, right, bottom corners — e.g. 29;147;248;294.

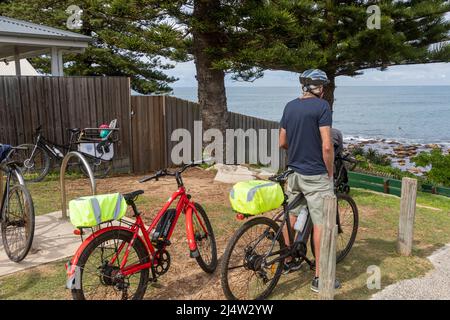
67;128;81;133
123;190;144;202
269;169;294;183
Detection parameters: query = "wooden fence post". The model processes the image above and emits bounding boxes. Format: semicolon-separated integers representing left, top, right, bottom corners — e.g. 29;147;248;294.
397;177;418;256
319;194;338;300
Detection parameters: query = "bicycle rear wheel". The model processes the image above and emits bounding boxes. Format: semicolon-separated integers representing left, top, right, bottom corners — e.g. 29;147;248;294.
311;193;358;263
71;229;149;300
12;144;50;182
221;217;285;300
1;184;35;262
79;157;112;179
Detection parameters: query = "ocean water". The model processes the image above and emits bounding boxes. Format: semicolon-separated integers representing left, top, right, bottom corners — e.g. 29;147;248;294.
171;86;450;144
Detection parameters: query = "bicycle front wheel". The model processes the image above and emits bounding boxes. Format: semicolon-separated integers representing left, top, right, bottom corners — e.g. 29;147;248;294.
1;184;35;262
12;144;50;182
221;217;285;300
71;229;150;300
192;203;218;273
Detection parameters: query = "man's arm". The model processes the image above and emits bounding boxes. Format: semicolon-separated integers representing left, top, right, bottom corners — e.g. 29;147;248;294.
319;126;334;179
279;128;288;150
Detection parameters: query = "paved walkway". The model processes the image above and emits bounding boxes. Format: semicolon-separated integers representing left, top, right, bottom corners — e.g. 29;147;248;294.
0;211;79;277
372;244;450;300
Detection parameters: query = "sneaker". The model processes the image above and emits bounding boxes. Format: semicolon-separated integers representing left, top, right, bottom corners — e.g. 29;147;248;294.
282;260;302;274
310;277;342;293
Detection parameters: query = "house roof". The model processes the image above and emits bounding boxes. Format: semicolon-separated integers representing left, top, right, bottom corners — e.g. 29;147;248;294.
0;16;92;62
0;16;92;42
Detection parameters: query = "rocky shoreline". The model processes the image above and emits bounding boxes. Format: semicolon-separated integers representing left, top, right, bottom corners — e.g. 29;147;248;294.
344;137;449;176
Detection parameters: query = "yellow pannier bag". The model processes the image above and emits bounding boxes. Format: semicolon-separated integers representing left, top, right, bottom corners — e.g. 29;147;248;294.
229;180;284;215
69;193;127;228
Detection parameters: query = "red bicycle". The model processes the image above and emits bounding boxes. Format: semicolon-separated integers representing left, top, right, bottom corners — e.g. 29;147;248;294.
66;161;217;300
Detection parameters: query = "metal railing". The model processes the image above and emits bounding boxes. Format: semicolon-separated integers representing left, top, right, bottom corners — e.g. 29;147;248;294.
60;152;96;219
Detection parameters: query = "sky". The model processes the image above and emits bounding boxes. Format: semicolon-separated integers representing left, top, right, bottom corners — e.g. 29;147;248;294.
166;61;450;88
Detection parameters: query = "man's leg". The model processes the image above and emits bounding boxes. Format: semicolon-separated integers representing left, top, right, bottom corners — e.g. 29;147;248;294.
313;225;322;277
297;173;338;292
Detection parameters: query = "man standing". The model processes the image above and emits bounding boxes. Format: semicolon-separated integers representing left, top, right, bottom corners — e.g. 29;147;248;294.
279;69;340;292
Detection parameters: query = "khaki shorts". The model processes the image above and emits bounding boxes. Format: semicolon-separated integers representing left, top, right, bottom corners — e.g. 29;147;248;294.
286;171;334;226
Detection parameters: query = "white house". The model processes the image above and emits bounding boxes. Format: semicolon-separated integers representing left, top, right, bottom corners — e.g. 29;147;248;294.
0;59;38;75
0;15;91;76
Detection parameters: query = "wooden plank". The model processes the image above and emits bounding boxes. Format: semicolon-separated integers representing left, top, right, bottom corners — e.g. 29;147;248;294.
348;171;385;184
319;194;338;300
397;178;418;256
436;186;450;197
388;179;403;189
349;180;386;193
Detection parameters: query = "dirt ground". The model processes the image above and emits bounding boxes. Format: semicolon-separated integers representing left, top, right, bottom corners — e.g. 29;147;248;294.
68;168;238;300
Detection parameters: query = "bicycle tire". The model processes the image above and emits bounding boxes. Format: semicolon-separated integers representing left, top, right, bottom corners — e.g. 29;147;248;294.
192;203;218;273
13;144;50;182
1;184;35;262
79;158;112;179
310;193;358;263
221;217;285;300
71;229;150;300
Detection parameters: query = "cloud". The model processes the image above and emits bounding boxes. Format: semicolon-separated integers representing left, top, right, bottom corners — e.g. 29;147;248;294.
166;61;450;88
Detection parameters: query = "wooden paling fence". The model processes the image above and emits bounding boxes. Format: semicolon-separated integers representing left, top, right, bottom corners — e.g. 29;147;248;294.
1;77;285;174
0;76;132;169
131;95;287;173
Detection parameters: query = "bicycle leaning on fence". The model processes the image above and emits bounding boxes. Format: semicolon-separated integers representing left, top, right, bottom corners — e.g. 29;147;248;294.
66;160;218;300
13;120;119;182
0;144;35;263
221;169;359;300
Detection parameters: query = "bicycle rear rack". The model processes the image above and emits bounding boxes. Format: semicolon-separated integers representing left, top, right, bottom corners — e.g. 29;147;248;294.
60;151;96;219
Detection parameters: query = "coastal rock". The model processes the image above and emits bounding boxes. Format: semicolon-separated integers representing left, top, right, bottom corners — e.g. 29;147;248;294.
425;144;441;150
408;167;423;174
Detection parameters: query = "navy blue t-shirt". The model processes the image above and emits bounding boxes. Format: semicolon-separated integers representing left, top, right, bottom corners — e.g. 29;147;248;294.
280;97;332;175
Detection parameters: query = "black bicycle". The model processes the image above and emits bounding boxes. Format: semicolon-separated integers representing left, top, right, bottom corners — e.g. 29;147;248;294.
0;145;35;262
13;123;118;182
221;170;358;300
334;153;358;194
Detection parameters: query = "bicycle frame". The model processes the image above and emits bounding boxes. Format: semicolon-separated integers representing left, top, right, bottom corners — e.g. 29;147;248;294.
31;129;113;163
67;185;208;280
0;164;25;220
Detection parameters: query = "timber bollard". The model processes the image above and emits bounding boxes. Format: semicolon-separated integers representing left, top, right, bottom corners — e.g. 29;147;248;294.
319;194;338;300
397;177;418;256
0;172;3;201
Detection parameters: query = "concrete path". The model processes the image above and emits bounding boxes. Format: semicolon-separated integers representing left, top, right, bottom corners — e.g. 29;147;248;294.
0;211;79;277
372;244;450;300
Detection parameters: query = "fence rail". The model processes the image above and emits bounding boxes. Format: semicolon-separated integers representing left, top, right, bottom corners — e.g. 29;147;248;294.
348;171;450;198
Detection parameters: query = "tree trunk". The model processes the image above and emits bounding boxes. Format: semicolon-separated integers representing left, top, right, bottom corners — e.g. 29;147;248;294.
193;0;228;135
323;75;336;110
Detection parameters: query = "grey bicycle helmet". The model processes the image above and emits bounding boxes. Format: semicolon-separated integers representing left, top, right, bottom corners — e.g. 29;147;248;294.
299;69;330;86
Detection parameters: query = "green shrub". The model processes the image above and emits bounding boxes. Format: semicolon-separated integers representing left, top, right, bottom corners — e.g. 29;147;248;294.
412;149;450;187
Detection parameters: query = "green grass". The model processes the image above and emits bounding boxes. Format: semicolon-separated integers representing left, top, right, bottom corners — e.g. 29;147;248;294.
0;261;69;300
1;182;450;300
270;189;450;300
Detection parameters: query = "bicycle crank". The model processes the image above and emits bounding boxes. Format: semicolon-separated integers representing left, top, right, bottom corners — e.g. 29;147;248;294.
155;250;171;277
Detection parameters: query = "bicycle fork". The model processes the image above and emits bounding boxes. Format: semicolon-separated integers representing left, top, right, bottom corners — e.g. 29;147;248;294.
185;204;207;259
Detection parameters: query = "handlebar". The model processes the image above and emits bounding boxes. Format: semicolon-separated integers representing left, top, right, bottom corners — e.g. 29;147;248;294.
139;159;214;184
